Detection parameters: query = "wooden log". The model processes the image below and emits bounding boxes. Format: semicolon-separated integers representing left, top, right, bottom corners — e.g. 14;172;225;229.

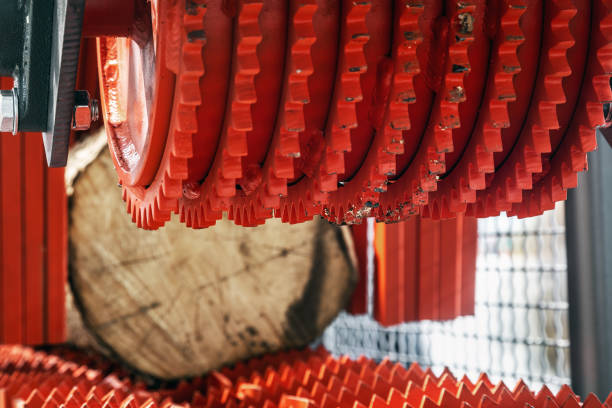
68;141;357;380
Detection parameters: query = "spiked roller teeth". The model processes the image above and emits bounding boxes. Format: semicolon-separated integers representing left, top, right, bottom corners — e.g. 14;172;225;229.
227;0;318;227
1;346;611;408
374;1;442;223
375;1;477;222
111;0;206;230
467;0;584;219
100;0;611;228
321;1;423;226
422;0;527;220
278;0;373;225
508;0;612;218
178;1;264;229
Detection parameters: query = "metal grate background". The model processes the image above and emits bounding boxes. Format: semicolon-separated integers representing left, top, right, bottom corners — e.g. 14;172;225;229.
321;204;571;391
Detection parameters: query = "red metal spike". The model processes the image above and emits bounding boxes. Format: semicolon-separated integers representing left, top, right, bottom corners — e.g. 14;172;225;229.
279;396;317;408
1;346;611;408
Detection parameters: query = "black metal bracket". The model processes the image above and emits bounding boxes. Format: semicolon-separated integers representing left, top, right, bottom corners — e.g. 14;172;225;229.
0;0;85;167
0;1;54;132
43;0;87;167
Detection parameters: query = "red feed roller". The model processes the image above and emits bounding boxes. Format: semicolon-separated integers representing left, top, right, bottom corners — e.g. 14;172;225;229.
178;0;266;228
421;0;530;219
1;346;611;408
328;0;392;189
180;0;234;227
508;0;612;218
269;0;341;225
317;1;375;183
234;0;288;194
460;0;543;217
90;0;611;228
278;0;373;224
191;0;288;228
374;0;443;222
322;0;421;225
375;1;478;221
227;0;324;227
467;0;585;218
318;0;393;225
98;0;207;229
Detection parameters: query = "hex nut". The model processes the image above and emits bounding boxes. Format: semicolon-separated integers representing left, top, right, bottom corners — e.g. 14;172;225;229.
72;90;100;131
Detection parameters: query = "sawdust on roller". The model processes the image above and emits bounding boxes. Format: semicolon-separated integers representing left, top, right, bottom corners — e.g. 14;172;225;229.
68;147;357;380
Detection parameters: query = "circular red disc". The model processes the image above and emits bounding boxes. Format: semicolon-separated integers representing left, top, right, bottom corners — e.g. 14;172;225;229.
98;0;172;187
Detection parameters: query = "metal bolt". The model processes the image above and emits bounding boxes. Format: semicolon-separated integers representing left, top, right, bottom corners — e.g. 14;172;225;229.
0;89;18;134
72;90;100;131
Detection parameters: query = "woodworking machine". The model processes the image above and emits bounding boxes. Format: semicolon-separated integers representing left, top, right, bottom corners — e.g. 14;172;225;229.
0;0;610;230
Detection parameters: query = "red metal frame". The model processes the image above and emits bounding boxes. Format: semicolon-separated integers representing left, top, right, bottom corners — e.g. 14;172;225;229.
365;215;477;326
0;78;67;345
45;167;67;344
1;99;23;343
23;132;45;345
348;222;368;315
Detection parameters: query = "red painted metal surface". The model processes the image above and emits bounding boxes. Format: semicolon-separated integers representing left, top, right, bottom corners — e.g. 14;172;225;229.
45;167;67;344
82;0;135;38
439;218;460;321
1;110;23;344
460;217;477;316
23;132;45;345
0;345;609;408
418;217;440;321
88;0;611;230
348;222;368;315
367;215;477;326
0;78;67;345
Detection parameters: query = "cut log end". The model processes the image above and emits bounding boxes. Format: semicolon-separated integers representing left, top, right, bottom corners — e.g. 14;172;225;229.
67;143;357;380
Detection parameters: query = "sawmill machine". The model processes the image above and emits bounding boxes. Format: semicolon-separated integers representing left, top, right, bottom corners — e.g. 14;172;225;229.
0;0;610;229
